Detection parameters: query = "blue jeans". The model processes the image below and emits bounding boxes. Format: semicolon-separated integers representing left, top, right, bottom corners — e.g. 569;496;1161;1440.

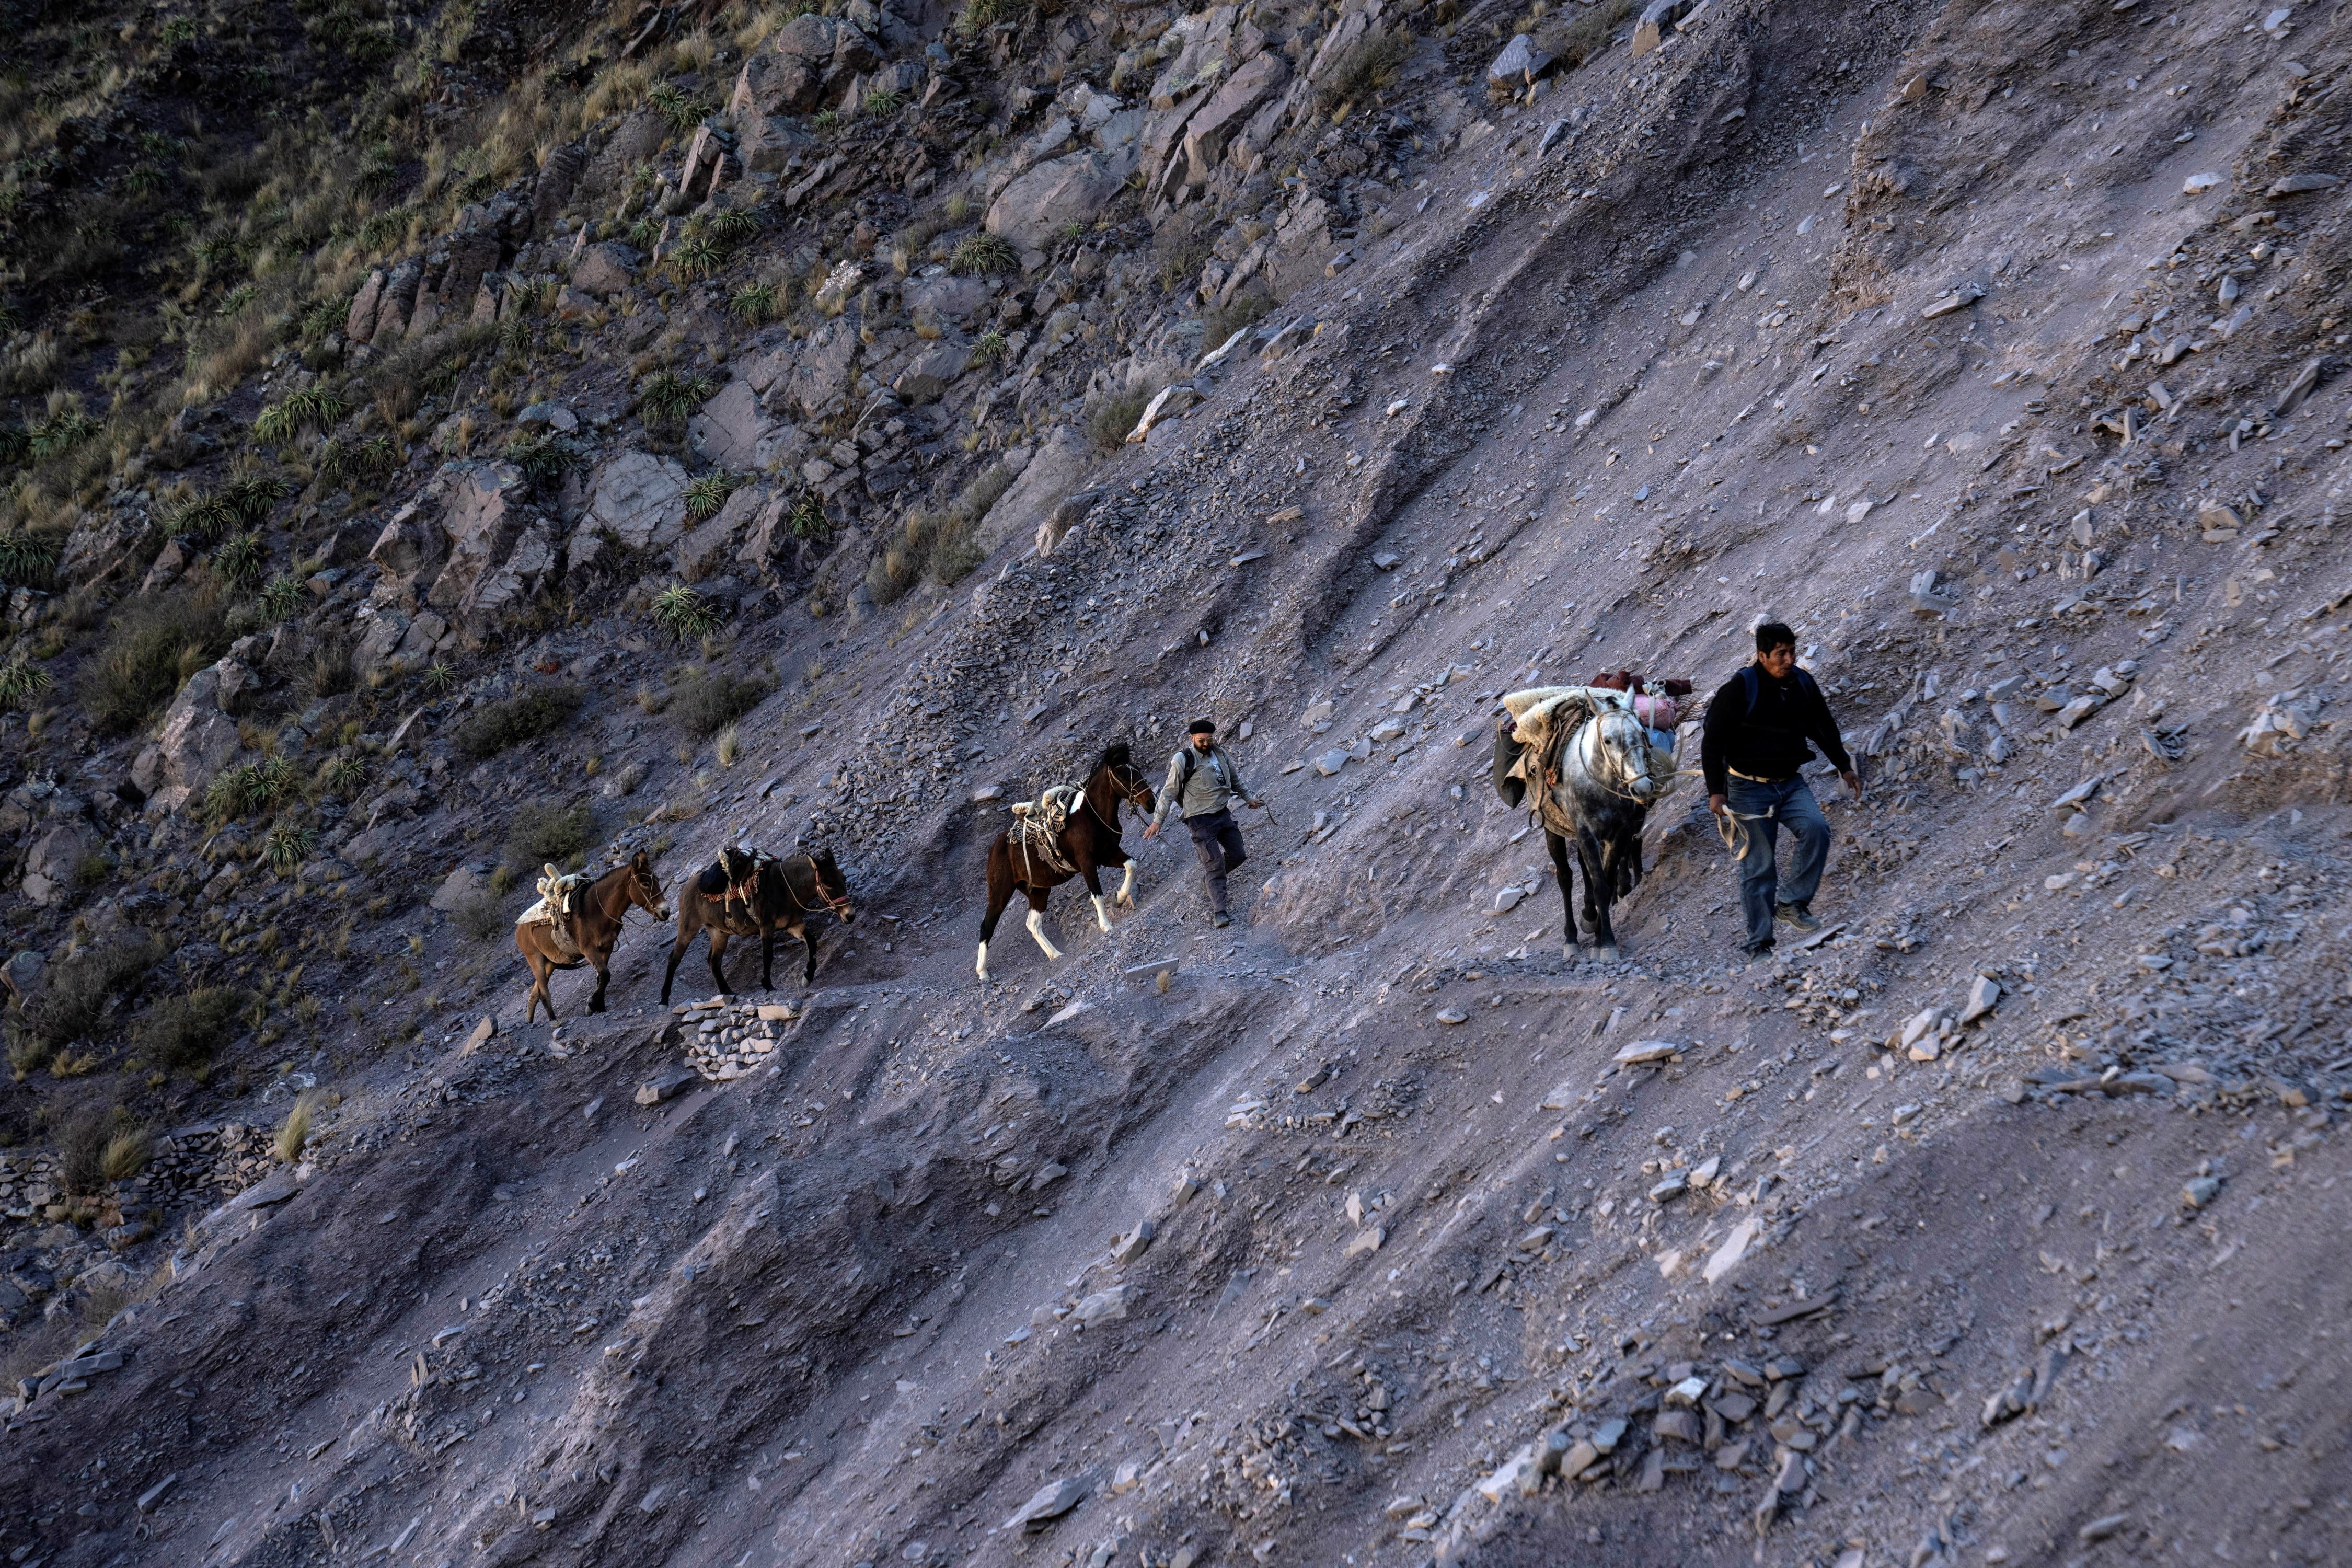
1726;775;1831;951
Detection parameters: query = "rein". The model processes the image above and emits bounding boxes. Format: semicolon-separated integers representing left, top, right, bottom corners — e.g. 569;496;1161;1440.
777;856;853;920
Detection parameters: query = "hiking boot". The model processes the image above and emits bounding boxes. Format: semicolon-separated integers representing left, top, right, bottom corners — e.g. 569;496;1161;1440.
1740;940;1774;962
1774;903;1823;933
1212;913;1232;928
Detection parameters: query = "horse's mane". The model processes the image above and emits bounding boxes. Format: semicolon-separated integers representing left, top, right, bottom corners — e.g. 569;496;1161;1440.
1094;741;1132;771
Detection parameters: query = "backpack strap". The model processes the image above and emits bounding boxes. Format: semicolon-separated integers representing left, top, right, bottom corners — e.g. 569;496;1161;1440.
1742;664;1761;719
1176;746;1198;809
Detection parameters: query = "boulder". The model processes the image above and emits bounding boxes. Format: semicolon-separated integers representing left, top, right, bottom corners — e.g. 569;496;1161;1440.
345;270;386;342
368;500;448;590
734;110;814;175
891;339;972;403
571;241;642;297
689;381;811;471
773;319;860;423
0;949;45;1010
1486;33;1554;93
978;424;1095;554
20;822;96;907
422;462;545;637
1179;52;1291;186
743;15;880;112
676;483;771;582
132;664;247;813
586;449;692;553
985;151;1136;253
431;864;487;913
904;274;995;328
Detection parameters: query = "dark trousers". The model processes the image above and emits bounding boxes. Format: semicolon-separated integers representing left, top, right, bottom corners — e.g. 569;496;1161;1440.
1186;808;1248;916
1726;775;1831;951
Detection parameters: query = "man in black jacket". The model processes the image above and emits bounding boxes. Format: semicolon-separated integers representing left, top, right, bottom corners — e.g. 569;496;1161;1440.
1701;622;1864;958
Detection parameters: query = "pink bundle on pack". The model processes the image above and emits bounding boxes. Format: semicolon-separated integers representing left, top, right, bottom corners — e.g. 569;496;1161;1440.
1632;694;1680;731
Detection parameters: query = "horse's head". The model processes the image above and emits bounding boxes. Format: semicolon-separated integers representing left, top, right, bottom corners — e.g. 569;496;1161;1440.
1587;704;1660;802
627;849;672;923
809;848;855;924
1097;741;1156;818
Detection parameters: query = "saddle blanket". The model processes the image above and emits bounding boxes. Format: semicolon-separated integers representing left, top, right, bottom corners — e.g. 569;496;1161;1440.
516;864;586;958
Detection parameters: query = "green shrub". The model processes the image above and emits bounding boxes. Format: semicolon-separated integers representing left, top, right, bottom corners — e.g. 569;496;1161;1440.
1205;292;1274;350
685;471;744;524
317;754;368;796
1317;25;1413;111
707;206;763;247
668;670;771;737
452;684;585;759
132;986;245;1075
258;573;307;623
729;282;780;322
80;591;231;732
506;798;596;867
206;756;296;821
8;942;160;1064
638;369;716;425
651;583;724;643
263;823;316;874
253;386;349;443
951;232;1019;276
452;892;504;942
1087;388;1150;451
0;527;60;588
213;532;268;589
507;431;579;488
0;655;54;711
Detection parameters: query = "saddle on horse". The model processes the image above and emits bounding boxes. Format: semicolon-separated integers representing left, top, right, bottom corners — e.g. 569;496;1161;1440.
517;863;588;959
698;847;777;935
1494;682;1689;833
1009;784;1082;880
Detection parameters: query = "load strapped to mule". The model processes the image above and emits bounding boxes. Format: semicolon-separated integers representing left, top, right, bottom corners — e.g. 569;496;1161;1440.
516;863;588;959
1008;783;1084;879
1494;676;1691;834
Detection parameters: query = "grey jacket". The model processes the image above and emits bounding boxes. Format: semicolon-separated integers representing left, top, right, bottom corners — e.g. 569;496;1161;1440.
1152;744;1252;827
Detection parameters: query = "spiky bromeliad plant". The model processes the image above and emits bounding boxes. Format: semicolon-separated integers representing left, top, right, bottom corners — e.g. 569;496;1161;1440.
650;583;724;644
638;369;717;426
253;386;349;444
685;471;745;524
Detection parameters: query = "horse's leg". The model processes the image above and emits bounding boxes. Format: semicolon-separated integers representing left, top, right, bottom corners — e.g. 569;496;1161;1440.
794;917;818;986
1578;827;1620;958
1115;859;1137;907
660;912;695;1006
523;945;551;1024
588;944;611;1013
1024;886;1065;960
978;844;1012;981
760;918;777;991
1546;829;1580;961
705;930;731;997
1080;858;1113;933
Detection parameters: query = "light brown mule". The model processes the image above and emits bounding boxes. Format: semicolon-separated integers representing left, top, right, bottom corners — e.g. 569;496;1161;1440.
515;850;671;1023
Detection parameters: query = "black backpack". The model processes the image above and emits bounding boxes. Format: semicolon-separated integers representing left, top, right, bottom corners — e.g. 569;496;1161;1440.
1739;664;1819;720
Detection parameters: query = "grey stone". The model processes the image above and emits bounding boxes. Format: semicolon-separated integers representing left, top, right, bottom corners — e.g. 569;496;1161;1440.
2182;1175;2222;1208
1486;34;1554;90
1003;1478;1086;1531
635;1068;697;1106
986;151;1136;252
570;241;642;297
587;450;691;553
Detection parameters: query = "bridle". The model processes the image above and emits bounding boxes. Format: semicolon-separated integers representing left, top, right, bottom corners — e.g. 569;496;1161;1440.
779;854;855;920
1560;704;1658;805
1102;759;1154;818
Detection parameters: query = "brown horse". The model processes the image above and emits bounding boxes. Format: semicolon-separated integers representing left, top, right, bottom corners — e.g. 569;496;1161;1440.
977;743;1155;983
514;850;671;1022
660;846;856;1002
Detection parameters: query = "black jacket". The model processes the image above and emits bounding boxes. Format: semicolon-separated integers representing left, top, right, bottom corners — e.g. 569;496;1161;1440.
1700;665;1854;795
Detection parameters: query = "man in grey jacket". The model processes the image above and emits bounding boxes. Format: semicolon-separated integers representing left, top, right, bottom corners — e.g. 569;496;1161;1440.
1142;719;1263;927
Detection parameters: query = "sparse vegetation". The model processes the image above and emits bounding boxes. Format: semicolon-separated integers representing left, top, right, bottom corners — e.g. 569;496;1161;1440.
1088;388;1151;451
0;654;55;711
651;583;725;643
668;670;772;737
80;591;232;733
206;757;297;821
1317;25;1414;111
1537;0;1639;69
729;282;781;322
7;942;160;1073
452;684;585;759
253;386;349;444
1205;292;1275;350
639;368;717;425
318;754;368;796
275;1095;315;1164
715;723;743;766
263;823;317;874
952;232;1020;276
508;430;580;488
213;532;269;590
685;471;745;524
506;799;596;867
101;1127;152;1184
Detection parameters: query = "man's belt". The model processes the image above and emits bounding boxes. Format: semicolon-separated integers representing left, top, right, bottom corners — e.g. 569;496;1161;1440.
1727;768;1795;783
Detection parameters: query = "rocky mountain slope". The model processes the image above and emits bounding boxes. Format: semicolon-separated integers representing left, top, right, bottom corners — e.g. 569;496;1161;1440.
3;0;2351;1562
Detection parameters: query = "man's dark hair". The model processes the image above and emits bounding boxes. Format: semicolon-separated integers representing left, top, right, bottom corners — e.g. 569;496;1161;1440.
1754;621;1797;653
1187;718;1216;735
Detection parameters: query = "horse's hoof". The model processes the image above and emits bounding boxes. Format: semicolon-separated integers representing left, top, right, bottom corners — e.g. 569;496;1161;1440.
1595;946;1621;962
1561;943;1578;962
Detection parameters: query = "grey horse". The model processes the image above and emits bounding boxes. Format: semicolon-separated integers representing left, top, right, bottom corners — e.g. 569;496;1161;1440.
1493;698;1664;960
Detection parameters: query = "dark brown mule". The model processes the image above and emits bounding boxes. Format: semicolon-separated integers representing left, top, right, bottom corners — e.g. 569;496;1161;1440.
515;850;671;1022
977;743;1155;983
660;846;856;1002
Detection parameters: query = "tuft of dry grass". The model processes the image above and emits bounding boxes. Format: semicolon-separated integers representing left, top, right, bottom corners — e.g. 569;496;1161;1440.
275;1094;315;1164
